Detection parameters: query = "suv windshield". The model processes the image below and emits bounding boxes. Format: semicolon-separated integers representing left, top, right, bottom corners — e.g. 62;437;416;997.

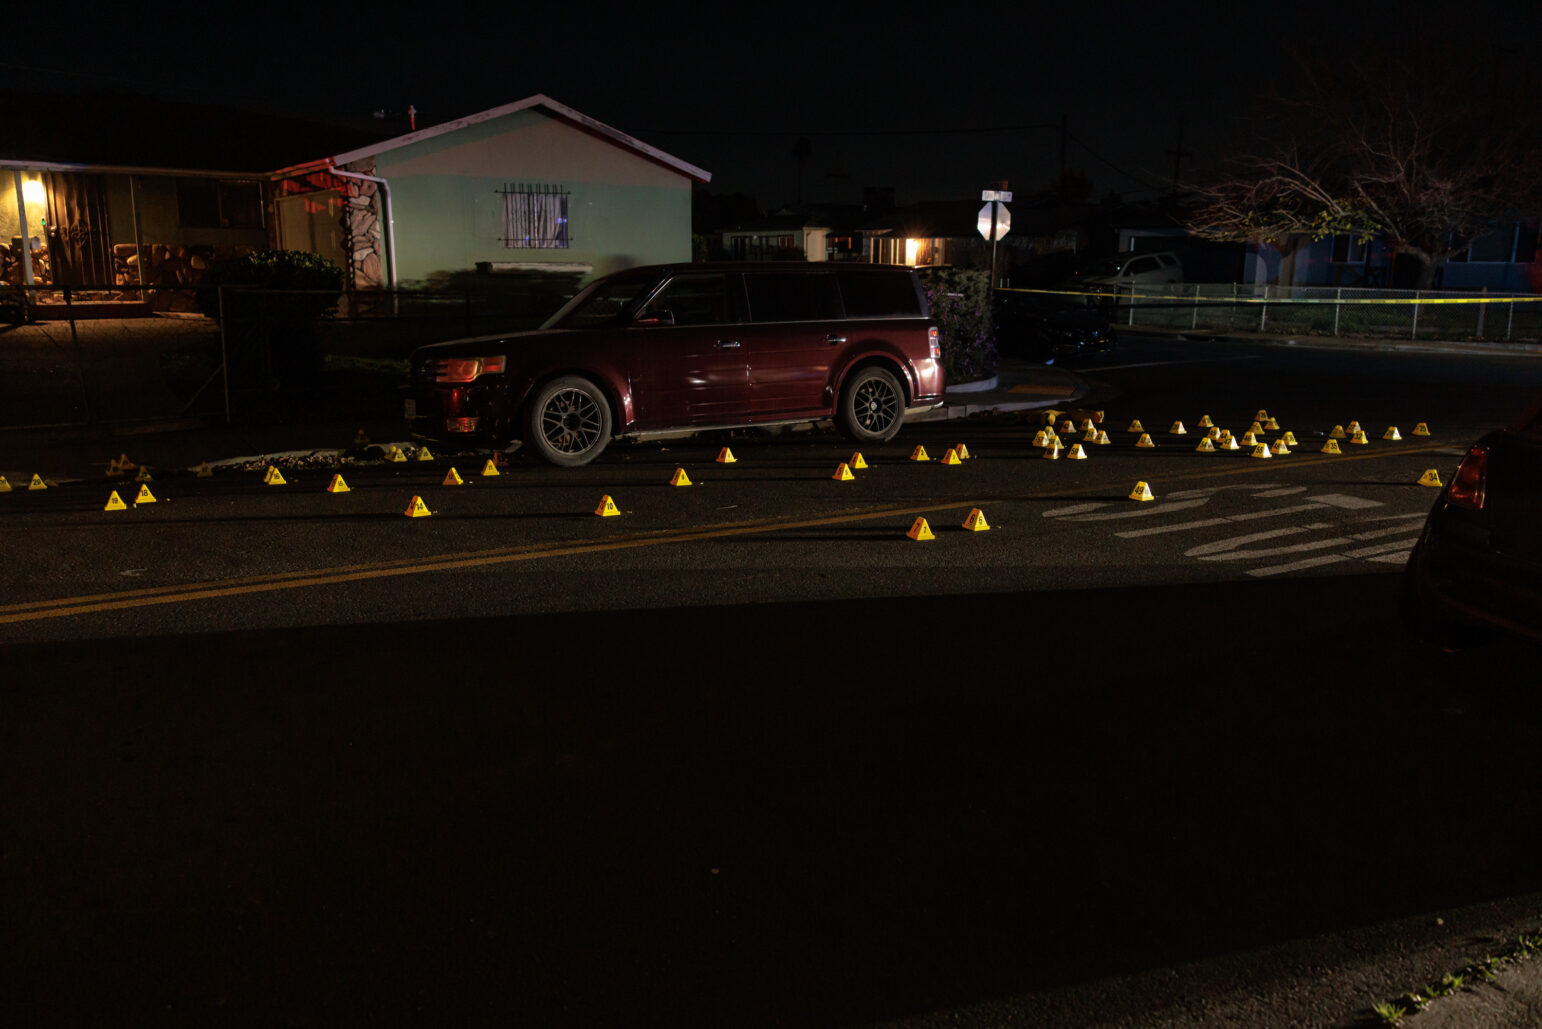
543;272;657;329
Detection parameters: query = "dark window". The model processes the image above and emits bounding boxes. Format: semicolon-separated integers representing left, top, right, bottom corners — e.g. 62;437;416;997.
176;180;263;229
744;272;842;322
1468;225;1516;263
637;274;730;326
1515;224;1538;263
838;270;921;317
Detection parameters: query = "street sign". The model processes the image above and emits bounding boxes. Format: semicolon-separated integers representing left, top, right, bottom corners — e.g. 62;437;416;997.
981;189;1014;202
977;201;1011;241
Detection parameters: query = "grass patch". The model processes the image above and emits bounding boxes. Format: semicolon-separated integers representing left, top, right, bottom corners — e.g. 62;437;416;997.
1366;927;1542;1025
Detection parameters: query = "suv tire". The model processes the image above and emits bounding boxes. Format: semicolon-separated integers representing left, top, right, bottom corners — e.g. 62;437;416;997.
837;366;905;443
525;375;613;467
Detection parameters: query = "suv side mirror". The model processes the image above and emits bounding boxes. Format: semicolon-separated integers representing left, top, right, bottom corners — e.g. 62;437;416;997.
634;310;675;327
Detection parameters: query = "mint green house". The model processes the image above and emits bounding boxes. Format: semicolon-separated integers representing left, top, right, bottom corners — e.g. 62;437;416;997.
273;95;710;290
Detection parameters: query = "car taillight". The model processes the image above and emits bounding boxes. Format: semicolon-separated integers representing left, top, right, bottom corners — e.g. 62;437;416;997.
928;326;940;361
438;355;506;383
1447;444;1488;509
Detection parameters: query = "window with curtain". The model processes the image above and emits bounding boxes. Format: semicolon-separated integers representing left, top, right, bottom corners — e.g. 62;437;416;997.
498;184;569;248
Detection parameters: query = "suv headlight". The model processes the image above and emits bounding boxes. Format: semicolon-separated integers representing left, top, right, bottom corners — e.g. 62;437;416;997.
438;355;507;383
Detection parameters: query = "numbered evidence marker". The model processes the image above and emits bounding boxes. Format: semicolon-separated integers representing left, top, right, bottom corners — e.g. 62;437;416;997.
104;490;128;511
595;494;621;517
404;495;432;518
906;516;934;541
962;508;990;532
134;484;156;504
1418;469;1444;488
1129;480;1156;502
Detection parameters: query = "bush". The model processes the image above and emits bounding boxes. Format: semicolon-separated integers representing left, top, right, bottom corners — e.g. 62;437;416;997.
194;250;344;395
919;267;997;382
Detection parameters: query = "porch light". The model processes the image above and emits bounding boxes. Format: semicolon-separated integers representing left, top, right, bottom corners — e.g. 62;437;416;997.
905;238;920;266
21;178;45;204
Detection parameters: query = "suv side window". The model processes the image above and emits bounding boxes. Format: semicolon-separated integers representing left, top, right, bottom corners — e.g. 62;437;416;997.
1124;256;1159;277
636;273;732;326
837;270;922;317
744;272;842;323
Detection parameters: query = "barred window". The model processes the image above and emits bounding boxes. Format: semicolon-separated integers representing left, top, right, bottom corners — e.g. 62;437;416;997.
498;183;569;248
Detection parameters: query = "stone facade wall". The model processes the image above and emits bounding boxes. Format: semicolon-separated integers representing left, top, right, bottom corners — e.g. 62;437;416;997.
342;158;384;290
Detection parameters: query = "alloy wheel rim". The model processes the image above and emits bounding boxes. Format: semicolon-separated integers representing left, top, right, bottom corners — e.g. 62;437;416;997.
855;379;898;432
541;388;603;454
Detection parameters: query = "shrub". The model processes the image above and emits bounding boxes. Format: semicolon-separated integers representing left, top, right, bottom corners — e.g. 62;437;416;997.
919;267;997;382
194;250;344;395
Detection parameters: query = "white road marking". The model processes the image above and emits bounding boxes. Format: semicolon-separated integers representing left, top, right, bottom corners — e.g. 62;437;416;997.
1348;522;1427;541
1042;502;1109;518
1093;356;1262;372
1251;487;1308;497
1117;517;1234;538
1185;524;1335;558
1247;555;1350;577
1342;538;1422;558
1310;494;1386;509
1199;537;1352;562
1366;551;1415;564
1074;499;1213;521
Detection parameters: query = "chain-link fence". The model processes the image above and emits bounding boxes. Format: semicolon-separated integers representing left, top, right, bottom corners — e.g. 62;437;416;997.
0;277;579;428
1008;283;1542;343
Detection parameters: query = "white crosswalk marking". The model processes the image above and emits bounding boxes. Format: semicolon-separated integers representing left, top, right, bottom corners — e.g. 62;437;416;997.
1247;555;1350;577
1185;524;1336;558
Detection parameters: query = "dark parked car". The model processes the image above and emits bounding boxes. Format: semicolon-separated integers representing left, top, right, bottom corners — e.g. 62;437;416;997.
993;292;1117;364
1402;389;1542;646
403;263;943;465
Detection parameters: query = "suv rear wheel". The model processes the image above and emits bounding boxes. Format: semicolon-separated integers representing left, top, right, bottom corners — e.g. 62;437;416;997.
836;366;905;443
525;375;612;466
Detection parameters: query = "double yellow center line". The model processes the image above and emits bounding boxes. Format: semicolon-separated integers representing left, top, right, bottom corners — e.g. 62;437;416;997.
0;443;1450;626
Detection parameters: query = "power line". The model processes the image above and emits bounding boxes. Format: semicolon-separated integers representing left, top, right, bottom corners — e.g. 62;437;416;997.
642;123;1060;138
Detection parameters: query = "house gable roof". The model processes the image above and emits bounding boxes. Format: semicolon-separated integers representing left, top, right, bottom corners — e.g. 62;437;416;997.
299;95;710;184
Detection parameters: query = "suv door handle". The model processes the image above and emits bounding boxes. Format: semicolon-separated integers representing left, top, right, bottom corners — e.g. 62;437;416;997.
825;334;847;345
714;340;741;349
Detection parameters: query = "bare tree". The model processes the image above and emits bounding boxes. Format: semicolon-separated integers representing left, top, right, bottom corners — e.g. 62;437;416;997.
1189;44;1541;288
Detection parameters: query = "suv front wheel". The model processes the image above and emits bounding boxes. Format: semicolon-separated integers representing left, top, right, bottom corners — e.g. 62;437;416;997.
525;375;613;466
836;366;905;443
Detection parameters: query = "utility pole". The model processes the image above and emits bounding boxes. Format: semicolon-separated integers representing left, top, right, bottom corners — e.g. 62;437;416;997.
1166;117;1188;196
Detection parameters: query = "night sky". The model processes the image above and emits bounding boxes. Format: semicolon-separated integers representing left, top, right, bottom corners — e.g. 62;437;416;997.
10;2;1535;209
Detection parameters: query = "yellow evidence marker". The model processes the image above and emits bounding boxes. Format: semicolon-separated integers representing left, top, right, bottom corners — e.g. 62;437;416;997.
104;491;127;511
264;466;286;485
1135;433;1156;448
416;446;434;462
962;508;990;532
0;475;12;492
941;448;962;465
1321;438;1343;454
1418;469;1444;488
849;452;868;470
954;443;972;460
910;445;930;462
670;467;693;486
1169;420;1187;435
1127;419;1144;433
1383;426;1402;441
1329;425;1347;439
443;467;464;486
716;447;736;464
906;516;934;541
595;494;621;517
135;465;152;483
326;474;350;493
1250;443;1273;459
134;484;156;504
1413;422;1431;437
1195;437;1216;452
832;462;855;481
481;459;500;476
1129;481;1156;502
28;473;47;491
195;462;214;478
1042;442;1061;460
1197;415;1214;428
1066;443;1088;460
404;495;431;518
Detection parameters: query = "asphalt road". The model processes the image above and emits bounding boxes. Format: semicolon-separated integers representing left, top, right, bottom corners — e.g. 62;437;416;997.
4;333;1541;1026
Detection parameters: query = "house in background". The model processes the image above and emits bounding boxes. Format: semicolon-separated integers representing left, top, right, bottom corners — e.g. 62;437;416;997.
721;214;831;261
2;92;708;311
1238;223;1540;292
274;95;710;290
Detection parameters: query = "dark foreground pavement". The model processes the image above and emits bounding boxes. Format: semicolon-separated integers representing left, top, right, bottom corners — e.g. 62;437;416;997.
4;574;1538;1027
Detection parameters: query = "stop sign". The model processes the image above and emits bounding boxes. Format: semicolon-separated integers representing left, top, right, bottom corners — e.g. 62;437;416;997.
977;202;1010;241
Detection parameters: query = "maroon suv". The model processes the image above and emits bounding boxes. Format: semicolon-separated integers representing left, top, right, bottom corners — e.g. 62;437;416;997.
403;262;944;465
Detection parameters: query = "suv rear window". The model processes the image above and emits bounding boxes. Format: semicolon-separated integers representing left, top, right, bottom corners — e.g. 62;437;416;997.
744;272;842;323
837;271;922;317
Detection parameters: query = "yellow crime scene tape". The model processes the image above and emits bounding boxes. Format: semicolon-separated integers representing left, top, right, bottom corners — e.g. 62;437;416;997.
999;287;1542;305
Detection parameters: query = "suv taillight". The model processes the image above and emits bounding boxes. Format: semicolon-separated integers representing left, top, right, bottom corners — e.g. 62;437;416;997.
928;326;940;361
1447;445;1488;509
